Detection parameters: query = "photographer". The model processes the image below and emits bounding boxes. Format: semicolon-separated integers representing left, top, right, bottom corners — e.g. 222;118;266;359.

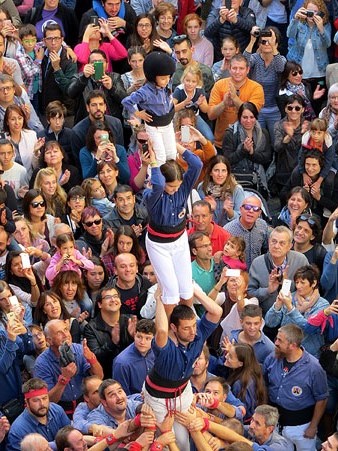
244;26;286;143
287;0;331;115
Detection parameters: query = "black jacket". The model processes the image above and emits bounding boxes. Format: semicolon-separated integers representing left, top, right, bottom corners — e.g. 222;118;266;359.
67;72;127;123
25;3;79;48
84;312;133;378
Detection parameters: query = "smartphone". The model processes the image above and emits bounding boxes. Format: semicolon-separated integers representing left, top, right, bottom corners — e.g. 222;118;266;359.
318;80;325;87
20;252;31;269
100;134;110;145
281;279;292;296
90;16;99;26
141;142;149;154
93;61;104;81
3;19;11;28
226;269;241;277
224;0;231;9
181;125;190;143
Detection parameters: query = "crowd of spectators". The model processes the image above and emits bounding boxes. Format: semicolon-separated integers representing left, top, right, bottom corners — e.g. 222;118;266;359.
0;0;337;450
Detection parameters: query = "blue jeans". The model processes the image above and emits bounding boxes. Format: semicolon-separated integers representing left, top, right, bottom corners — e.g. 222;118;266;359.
196;115;214;142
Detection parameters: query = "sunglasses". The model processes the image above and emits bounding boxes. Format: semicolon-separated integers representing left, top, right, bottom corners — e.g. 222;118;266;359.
291;69;303;76
172;34;190;44
31;201;46;208
137;138;148;144
241;204;261;212
84;218;102;227
286;105;302;112
298;214;316;226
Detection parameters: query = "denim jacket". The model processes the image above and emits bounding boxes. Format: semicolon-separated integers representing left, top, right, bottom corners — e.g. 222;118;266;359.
287;19;331;73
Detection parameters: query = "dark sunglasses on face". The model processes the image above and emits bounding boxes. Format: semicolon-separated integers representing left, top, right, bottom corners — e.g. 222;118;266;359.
137;138;148;144
298;214;316;226
241;204;261;212
291;69;303;76
84;218;102;227
31;201;46;208
286;105;302;112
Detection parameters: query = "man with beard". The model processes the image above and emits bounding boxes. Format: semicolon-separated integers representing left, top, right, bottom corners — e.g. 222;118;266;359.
71;90;124;165
7;378;70;451
171;36;214;96
263;324;328;451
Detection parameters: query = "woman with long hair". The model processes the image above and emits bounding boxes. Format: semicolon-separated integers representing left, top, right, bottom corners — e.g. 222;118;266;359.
101;225;146;276
183;13;213;66
121;46;146;95
222;102;271;197
3;104;43;177
13;215;50;264
22;189;56;244
34;167;67;218
97;160;119;201
198;155;245;227
225;342;267;422
128;14;171;55
83;256;109;311
34;290;81;343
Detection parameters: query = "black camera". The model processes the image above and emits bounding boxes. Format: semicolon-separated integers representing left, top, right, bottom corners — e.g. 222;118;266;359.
253;27;261;37
260;30;272;38
305;10;314;17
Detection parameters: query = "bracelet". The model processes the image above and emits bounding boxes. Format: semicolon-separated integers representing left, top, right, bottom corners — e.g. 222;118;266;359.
150;443;163;451
106;434;118;446
201;418;210;433
209;398;220;409
150;161;157;167
323;308;330;316
30;283;37;287
213;286;220;292
58;375;70;385
86;357;97;365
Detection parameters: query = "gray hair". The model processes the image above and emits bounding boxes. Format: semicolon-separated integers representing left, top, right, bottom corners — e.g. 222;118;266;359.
254;405;279;427
270;225;293;243
44;319;64;338
21;433;50;451
279;324;304;347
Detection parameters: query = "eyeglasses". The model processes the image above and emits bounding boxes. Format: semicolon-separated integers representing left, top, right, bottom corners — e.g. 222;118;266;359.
70;196;85;201
241;204;261;212
102;294;120;301
44;36;62;42
195;242;212;249
0;85;14;93
286;105;302;112
291;69;303;76
298;214;316;226
137;23;151;28
22;38;37;44
32;332;44;339
30;201;46;208
84;218;102;227
173;34;190;45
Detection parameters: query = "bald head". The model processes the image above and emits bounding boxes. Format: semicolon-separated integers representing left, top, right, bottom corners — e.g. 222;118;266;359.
239;196;262;228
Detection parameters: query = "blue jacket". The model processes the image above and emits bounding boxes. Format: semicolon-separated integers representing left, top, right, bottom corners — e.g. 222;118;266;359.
287;19;331;73
320;251;338;303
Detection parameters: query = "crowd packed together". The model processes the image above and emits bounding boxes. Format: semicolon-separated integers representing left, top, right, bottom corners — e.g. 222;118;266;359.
0;0;338;450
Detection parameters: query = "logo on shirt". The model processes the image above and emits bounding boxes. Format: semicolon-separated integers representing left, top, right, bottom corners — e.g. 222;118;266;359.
178;208;186;219
291;386;302;396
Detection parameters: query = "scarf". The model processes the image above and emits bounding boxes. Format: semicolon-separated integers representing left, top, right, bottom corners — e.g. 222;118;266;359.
234;120;264;151
92;0;125;19
285;81;316;120
295;289;320;314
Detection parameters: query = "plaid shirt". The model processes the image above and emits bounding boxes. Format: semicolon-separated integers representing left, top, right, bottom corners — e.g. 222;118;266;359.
15;44;42;100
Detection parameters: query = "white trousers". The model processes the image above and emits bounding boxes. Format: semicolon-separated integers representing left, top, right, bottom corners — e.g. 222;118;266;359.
143;382;193;451
145;122;177;166
282;422;317;451
145;231;193;304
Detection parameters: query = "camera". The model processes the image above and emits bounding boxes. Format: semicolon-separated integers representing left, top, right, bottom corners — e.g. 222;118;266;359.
305;10;314;17
253;27;260;37
260;30;272;38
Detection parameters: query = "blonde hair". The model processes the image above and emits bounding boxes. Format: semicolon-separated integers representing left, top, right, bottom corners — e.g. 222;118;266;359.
310;117;327;131
180;62;203;87
34;167;66;216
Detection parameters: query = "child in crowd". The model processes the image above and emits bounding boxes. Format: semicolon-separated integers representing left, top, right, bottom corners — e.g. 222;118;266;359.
16;24;44;113
212;36;240;82
173;63;214;142
81;178;114;216
214;236;247;281
298;118;335;193
122;51;176;166
45;233;94;284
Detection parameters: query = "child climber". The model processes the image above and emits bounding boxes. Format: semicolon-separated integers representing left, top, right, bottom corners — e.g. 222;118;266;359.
122;51;176;167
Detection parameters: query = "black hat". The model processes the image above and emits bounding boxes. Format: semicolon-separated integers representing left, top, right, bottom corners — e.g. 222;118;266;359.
143;51;176;83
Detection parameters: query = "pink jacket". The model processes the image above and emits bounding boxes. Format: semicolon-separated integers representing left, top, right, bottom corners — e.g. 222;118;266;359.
46;249;94;284
74;40;128;72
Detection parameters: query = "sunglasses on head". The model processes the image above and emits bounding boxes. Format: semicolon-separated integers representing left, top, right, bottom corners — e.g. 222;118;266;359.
298;214;316;226
241;204;261;212
286;105;302;112
31;201;46;208
291;69;303;76
172;34;190;45
84;218;102;227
